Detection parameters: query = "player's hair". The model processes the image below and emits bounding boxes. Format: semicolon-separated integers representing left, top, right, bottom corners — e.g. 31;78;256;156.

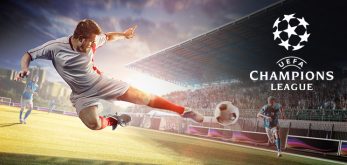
73;19;102;39
267;96;276;102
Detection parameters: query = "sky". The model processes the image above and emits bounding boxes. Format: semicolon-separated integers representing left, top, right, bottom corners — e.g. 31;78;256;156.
0;0;279;95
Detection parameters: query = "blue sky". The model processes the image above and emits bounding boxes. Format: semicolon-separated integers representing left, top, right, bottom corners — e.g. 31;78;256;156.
0;0;278;94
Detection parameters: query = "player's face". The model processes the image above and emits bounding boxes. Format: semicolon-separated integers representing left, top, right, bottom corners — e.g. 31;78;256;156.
77;34;96;53
268;99;276;106
32;77;38;83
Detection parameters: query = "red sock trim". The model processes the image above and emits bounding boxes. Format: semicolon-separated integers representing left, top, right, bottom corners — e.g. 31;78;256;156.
148;96;185;114
98;116;117;130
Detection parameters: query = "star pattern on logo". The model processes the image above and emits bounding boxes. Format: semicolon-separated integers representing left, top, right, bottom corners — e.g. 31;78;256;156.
293;43;304;51
273;13;310;51
278;39;290;50
283;24;297;38
273;18;281;28
283;13;295;23
297;17;309;29
299;31;310;42
273;28;281;40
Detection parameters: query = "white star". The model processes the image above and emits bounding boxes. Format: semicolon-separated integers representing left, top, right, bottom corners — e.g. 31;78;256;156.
284;24;297;38
278;39;290;50
273;17;281;28
297;17;309;29
273;28;281;40
283;13;295;23
293;43;304;51
299;31;310;42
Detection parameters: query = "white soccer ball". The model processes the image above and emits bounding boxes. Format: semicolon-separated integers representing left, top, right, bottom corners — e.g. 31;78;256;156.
214;101;239;126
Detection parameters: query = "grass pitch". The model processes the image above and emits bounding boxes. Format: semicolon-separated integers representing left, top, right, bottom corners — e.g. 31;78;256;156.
0;105;344;165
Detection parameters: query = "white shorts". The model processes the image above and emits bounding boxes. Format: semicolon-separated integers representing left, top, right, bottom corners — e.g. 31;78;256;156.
70;76;130;115
21;98;33;108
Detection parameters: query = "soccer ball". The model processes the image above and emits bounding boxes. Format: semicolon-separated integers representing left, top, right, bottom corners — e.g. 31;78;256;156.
273;13;310;51
214;101;239;126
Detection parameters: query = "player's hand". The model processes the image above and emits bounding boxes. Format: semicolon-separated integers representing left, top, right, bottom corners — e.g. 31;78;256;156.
266;116;272;121
15;70;30;81
123;25;137;39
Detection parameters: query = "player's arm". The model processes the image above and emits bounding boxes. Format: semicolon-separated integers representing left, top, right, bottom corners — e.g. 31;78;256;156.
105;25;137;41
257;113;270;119
257;108;271;119
16;53;31;80
280;107;286;119
17;40;54;80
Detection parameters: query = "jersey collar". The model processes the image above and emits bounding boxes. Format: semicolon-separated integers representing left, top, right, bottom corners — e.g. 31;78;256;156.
69;36;75;51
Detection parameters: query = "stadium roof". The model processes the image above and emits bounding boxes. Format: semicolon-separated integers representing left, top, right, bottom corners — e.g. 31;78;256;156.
127;0;347;86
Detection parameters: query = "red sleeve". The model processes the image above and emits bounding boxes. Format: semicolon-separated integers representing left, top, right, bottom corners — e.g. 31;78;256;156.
92;66;102;75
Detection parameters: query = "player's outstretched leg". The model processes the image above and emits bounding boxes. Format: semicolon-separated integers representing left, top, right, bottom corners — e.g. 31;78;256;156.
19;98;26;124
275;138;281;157
23;103;34;124
78;106;130;130
274;128;282;157
117;86;204;123
265;128;274;144
23;108;32;124
19;107;24;124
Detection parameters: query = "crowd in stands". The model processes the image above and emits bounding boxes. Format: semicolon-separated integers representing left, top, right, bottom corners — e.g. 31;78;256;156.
162;79;347;110
127;78;347;121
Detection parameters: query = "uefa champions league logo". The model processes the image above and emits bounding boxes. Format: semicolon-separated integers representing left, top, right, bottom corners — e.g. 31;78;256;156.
249;13;334;91
273;13;310;51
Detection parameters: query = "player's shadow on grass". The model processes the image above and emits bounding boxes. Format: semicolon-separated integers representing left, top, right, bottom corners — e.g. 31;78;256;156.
0;123;21;128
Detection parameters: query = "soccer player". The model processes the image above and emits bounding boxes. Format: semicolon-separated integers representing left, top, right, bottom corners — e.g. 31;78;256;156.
16;19;204;131
48;99;56;113
257;96;284;157
19;76;39;124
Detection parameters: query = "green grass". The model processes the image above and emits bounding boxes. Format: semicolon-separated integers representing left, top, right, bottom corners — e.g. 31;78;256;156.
0;105;344;165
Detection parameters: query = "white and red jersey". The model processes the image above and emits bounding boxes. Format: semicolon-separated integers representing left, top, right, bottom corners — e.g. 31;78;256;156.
91;35;105;75
27;34;107;94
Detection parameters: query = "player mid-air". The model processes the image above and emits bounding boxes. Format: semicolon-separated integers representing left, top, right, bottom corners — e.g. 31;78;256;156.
19;76;39;124
16;19;204;131
257;96;285;157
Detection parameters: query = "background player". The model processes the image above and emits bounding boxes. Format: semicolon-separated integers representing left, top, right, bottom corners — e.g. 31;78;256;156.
257;96;285;157
16;19;204;131
19;76;39;124
48;99;56;113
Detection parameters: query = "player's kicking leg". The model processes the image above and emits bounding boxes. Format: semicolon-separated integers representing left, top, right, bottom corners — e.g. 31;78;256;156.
22;101;33;124
117;86;204;123
265;127;274;144
78;105;131;130
19;99;25;124
273;127;282;157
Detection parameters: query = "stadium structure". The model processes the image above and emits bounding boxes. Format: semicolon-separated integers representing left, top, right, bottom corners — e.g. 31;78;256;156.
127;0;347;86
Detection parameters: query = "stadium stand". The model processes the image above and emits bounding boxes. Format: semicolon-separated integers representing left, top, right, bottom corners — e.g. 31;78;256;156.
128;79;347;122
